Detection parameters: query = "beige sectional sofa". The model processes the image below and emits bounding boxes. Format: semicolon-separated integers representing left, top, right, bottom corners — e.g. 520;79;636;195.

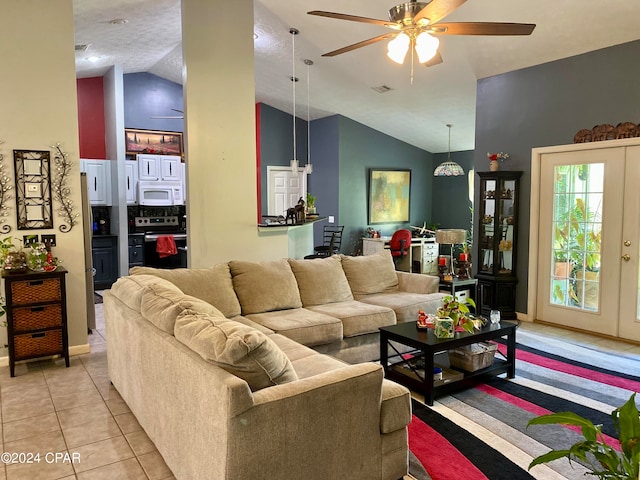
104;251;446;480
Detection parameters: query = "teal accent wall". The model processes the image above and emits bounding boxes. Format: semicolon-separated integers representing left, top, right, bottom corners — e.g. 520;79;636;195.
431;150;475;232
337;116;433;255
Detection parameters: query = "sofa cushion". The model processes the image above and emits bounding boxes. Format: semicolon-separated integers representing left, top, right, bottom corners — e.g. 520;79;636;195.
247;308;343;347
307;301;396;337
130;264;241;318
112;275;224;334
341;251;399;295
229;259;302;315
288;256;354;306
357;291;446;323
174;312;298;391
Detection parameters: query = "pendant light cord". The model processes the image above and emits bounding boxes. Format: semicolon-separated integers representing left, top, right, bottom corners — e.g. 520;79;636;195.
447;124;452;161
306;59;311;168
291;30;297;163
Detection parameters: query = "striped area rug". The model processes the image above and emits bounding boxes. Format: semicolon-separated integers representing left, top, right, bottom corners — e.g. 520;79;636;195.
407;327;640;480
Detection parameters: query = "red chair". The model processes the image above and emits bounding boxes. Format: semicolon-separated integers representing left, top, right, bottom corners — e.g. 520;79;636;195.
389;229;412;261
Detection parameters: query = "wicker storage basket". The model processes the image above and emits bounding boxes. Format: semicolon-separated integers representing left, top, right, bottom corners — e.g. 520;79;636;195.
11;279;61;305
14;329;63;358
448;342;497;372
13;305;62;331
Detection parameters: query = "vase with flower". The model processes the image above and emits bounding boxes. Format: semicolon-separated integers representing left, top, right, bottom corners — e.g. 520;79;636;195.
487;152;510;171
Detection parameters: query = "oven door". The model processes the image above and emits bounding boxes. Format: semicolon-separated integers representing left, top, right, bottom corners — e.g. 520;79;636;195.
144;233;187;268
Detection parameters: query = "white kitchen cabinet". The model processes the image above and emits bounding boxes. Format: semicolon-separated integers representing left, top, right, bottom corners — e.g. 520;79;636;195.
125;160;138;205
137;154;182;182
80;159;112;206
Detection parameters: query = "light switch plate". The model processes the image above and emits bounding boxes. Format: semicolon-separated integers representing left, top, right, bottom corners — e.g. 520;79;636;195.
41;234;56;247
23;234;39;247
328;216;335;223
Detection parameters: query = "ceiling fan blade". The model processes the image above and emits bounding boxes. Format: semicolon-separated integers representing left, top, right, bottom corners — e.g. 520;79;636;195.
423;50;443;67
413;0;467;25
308;11;398;29
321;33;397;57
432;22;536;35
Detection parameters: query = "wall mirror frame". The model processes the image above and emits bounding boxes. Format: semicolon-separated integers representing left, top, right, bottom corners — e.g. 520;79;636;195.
13;149;53;230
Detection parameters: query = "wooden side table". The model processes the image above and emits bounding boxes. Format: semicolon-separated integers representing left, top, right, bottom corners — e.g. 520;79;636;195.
2;267;69;376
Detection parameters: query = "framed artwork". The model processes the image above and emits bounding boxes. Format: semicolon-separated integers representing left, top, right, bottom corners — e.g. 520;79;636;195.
125;128;183;157
368;169;411;224
13;149;53;230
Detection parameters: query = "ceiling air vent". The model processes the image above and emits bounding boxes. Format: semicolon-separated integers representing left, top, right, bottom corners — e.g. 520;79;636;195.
371;85;392;94
75;44;90;52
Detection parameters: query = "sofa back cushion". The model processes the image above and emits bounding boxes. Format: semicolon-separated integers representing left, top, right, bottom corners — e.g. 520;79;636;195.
174;312;298;391
130;264;241;318
288;256;354;306
340;251;399;295
111;275;224;334
229;259;302;315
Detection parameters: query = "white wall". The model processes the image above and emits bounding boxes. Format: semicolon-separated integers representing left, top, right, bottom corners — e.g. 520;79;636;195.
0;0;88;354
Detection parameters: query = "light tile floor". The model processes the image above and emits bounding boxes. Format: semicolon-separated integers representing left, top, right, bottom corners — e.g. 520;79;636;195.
1;304;639;480
0;301;175;480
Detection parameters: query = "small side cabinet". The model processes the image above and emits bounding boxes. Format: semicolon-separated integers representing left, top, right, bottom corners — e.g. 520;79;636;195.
2;267;69;377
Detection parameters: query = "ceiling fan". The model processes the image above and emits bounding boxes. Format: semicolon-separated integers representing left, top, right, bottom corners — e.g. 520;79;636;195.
308;0;535;71
150;108;184;119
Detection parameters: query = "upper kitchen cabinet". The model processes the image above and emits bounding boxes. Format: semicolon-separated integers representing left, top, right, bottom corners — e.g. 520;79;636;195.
137;154;182;182
125;160;138;205
80;159;112;206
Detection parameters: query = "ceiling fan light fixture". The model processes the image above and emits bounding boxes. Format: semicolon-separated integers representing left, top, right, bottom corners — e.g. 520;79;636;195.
415;31;439;63
387;33;410;64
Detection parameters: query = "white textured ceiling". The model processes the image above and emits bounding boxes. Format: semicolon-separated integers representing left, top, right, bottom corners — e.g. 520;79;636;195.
74;0;640;153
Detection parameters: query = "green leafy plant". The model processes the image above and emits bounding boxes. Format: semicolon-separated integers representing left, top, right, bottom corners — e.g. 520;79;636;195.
527;393;640;479
306;192;316;209
436;295;478;333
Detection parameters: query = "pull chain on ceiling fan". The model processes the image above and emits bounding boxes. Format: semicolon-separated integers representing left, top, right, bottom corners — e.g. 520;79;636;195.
308;0;535;80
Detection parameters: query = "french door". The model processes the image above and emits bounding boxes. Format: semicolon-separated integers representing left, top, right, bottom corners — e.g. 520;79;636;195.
533;142;640;342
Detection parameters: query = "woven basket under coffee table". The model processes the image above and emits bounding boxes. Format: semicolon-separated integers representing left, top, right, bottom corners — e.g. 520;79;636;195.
379;320;517;405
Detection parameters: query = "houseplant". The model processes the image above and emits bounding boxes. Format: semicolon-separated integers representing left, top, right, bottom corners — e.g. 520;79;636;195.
527;393;640;479
306;192;317;214
436;295;479;334
0;236;26;273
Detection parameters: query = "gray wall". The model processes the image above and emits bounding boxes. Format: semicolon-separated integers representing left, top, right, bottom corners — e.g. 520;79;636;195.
475;39;640;314
258;103;308;215
123;72;184;133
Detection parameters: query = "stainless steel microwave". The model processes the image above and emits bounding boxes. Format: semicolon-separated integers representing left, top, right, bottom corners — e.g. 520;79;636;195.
138;181;184;206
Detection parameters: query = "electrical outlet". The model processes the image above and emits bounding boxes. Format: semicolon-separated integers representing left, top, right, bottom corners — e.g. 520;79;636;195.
41;234;56;247
23;235;39;247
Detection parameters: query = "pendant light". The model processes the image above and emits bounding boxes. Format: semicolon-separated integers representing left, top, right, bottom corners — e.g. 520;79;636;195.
433;124;464;177
290;28;299;173
304;58;313;174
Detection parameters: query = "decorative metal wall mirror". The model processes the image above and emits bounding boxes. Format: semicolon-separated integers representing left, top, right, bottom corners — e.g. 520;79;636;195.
13;150;53;229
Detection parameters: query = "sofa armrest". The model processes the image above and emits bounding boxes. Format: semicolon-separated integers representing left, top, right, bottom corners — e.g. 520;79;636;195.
229;362;406;479
396;271;440;293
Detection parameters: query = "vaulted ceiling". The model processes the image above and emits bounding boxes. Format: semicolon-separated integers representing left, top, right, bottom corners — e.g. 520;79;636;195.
74;0;640;153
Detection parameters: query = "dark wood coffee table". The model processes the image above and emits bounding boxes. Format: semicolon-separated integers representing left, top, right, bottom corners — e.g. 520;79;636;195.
379;320;517;405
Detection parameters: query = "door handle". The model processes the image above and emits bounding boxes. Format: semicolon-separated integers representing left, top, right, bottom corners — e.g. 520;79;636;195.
622;254;631;261
624;240;631;246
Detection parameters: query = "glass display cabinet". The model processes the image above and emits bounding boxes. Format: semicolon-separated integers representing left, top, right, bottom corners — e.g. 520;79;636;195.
475;171;522;319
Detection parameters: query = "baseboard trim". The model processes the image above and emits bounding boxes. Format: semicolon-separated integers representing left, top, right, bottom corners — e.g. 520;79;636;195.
0;344;91;367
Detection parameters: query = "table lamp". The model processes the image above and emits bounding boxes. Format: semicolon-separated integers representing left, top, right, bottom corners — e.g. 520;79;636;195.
435;229;467;280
